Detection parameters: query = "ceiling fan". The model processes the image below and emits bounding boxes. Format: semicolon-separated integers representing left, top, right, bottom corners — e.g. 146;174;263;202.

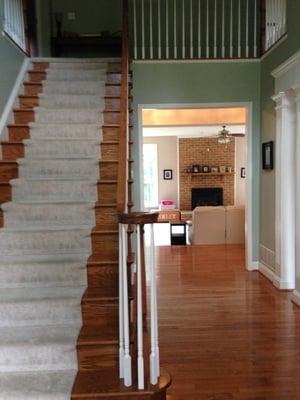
217;125;245;144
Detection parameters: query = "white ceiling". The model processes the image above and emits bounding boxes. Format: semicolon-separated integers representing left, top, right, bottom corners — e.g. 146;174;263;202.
143;124;246;138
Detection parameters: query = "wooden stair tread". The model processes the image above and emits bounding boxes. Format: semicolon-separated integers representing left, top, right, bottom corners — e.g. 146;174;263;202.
72;369;171;398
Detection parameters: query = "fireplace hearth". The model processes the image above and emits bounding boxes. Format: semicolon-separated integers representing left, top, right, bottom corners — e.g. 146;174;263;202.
191;188;223;209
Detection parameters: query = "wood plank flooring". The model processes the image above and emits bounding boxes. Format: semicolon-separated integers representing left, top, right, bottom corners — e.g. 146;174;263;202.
154;244;300;400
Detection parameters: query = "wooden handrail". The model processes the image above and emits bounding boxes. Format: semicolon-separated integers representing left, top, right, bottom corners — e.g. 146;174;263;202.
117;0;129;214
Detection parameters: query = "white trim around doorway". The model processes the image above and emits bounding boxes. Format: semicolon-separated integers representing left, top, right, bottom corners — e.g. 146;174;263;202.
137;101;256;271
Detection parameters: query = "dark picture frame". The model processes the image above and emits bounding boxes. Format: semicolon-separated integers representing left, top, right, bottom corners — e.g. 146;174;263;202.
241;167;246;178
163;169;173;180
262;141;274;170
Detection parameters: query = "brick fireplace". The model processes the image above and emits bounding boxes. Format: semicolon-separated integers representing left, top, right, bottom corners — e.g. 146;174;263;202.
179;137;235;210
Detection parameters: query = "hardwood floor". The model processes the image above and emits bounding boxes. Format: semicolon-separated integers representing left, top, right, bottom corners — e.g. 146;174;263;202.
154;244;300;400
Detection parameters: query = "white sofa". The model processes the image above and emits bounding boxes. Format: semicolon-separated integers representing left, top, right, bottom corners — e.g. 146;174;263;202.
188;206;245;245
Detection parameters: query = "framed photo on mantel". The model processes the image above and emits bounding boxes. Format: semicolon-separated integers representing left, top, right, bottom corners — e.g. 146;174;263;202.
262;141;274;170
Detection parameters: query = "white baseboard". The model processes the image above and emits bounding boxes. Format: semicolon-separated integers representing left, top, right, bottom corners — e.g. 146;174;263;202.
247;261;258;271
292;290;300;307
0;58;30;141
259;262;294;290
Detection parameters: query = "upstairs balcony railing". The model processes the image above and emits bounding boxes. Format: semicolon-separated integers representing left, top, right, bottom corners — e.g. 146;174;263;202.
129;0;287;60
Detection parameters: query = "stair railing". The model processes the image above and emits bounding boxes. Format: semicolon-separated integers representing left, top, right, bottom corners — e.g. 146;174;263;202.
117;0;161;390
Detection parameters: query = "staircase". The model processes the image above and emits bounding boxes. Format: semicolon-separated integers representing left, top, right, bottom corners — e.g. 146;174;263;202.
0;58;170;398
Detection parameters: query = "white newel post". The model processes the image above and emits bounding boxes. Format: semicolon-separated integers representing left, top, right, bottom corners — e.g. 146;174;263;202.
272;91;296;290
292;86;300;304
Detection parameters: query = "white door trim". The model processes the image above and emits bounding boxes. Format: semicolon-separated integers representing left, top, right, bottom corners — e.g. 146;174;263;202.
137;101;256;270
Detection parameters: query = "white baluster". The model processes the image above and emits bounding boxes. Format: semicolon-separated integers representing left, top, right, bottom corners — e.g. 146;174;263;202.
253;0;257;57
198;0;201;58
206;0;209;58
141;0;145;59
182;0;185;58
149;224;160;384
238;0;241;57
122;224;132;387
158;0;161;59
119;224;124;378
246;0;249;57
214;0;217;58
221;0;225;58
174;0;177;58
230;0;233;58
136;225;144;390
150;0;153;59
133;0;137;59
190;0;193;58
166;0;169;59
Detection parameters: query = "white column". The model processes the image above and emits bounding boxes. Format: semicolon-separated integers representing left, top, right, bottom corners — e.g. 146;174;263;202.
272;91;296;290
292;86;300;305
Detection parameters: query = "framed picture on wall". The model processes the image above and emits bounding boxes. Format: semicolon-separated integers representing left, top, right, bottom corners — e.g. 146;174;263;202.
163;169;173;180
262;141;274;170
241;167;246;178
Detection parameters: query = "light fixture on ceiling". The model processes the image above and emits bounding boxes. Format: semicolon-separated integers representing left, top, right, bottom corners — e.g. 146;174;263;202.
217;125;231;144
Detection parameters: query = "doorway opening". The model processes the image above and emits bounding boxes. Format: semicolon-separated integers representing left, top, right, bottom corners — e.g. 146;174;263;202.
140;103;253;269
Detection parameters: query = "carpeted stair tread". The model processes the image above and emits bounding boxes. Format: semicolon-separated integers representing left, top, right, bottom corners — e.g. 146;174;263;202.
0;325;80;372
0;258;87;288
0;370;77;399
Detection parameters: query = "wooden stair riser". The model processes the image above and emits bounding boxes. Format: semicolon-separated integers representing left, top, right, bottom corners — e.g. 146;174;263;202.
14;110;35;125
32;62;49;71
82;301;118;327
1;143;24;160
24;82;43;96
91;232;118;261
87;263;118;289
101;143;119;161
99;162;118;180
77;343;118;370
95;207;118;228
102;127;120;141
0;183;11;204
0;162;18;181
19;96;39;109
104;112;120;124
97;183;117;204
8;125;30;142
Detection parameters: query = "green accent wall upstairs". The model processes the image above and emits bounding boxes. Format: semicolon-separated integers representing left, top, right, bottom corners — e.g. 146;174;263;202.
260;0;300;254
0;0;25;117
132;61;261;262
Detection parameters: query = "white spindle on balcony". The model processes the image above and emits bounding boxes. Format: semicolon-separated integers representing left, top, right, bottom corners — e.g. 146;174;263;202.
265;0;287;51
3;0;26;51
130;0;287;60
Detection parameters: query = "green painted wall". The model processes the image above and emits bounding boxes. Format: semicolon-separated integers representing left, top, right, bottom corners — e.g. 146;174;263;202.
51;0;122;35
0;0;25;116
132;61;261;261
260;0;300;253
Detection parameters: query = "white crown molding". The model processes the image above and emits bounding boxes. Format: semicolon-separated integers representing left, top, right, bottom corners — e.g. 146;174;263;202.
271;49;300;79
133;58;260;65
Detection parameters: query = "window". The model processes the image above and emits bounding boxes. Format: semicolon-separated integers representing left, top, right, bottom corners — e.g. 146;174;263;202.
265;0;287;51
143;143;158;209
3;0;26;52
